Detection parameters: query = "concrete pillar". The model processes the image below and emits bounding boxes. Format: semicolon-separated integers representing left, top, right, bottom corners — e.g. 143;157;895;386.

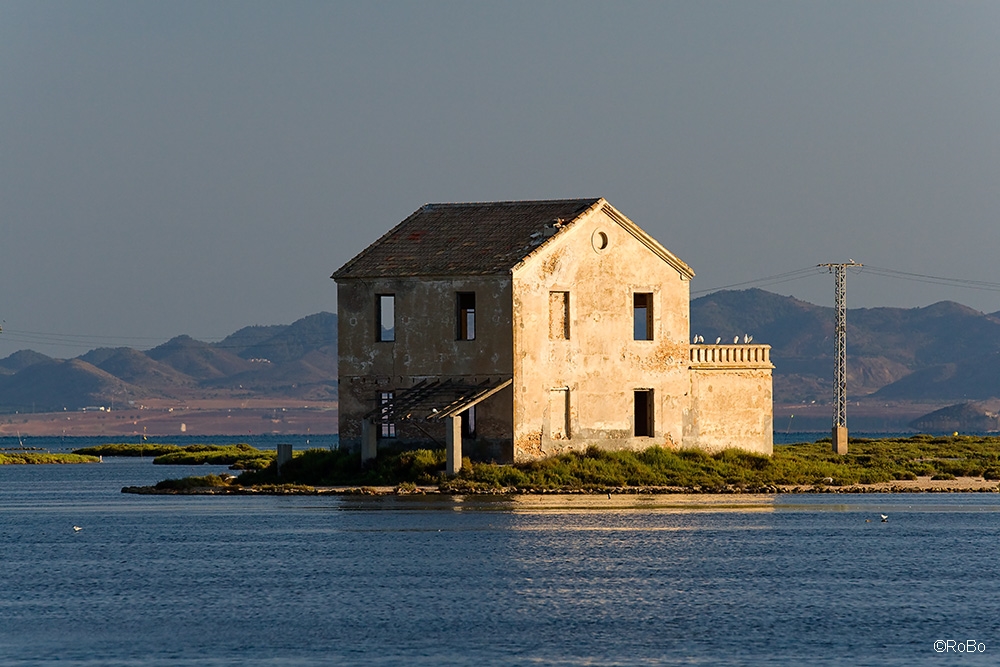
832;425;848;455
446;415;462;475
276;443;293;476
361;418;378;463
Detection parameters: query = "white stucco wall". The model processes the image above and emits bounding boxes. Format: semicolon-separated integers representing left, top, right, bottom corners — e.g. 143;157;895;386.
511;205;693;461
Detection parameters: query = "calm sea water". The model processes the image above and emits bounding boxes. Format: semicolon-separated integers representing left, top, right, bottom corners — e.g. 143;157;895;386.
2;437;999;665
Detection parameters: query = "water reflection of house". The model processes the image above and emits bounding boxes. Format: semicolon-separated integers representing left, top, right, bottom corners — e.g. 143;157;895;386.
332;199;772;473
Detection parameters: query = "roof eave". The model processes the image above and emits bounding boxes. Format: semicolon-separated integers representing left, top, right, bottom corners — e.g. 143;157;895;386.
330;203;431;281
332;271;512;282
601;202;695;279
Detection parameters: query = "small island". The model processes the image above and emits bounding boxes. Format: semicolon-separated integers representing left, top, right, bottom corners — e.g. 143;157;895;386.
0;442;274;466
120;434;1000;495
0;452;100;465
74;442;272;468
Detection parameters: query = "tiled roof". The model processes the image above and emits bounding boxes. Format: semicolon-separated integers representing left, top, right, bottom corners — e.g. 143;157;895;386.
331;199;602;279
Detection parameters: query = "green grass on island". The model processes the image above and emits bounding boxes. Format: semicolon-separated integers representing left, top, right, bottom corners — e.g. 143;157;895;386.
140;434;1000;493
74;443;274;469
0;452;100;464
73;443;183;457
4;441;271;466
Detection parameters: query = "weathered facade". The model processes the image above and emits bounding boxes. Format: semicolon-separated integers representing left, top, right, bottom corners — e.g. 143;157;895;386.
332;199;772;469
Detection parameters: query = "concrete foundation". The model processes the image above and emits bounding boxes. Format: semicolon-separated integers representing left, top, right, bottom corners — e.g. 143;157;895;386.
832;425;848;455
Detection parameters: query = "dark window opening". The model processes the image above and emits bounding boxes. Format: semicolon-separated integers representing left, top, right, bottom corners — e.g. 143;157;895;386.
457;292;476;340
377;294;395;342
634;389;654;437
461;405;476;438
379;391;396;438
633;293;653;340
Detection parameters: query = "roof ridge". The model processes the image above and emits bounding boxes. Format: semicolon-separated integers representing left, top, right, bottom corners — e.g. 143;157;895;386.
421;198;600;208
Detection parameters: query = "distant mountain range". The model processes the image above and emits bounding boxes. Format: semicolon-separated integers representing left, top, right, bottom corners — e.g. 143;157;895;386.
3;292;1000;429
691;289;1000;405
0;313;337;413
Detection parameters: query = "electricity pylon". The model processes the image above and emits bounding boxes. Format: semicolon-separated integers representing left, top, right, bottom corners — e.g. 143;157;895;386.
818;262;861;454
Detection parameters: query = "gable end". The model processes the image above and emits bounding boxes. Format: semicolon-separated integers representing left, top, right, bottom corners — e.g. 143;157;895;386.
601;203;695;279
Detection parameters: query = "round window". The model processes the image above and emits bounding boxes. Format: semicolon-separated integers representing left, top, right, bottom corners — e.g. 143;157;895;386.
592;230;609;252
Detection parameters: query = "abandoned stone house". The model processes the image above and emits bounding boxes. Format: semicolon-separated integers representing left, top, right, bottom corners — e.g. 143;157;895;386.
332;198;772;472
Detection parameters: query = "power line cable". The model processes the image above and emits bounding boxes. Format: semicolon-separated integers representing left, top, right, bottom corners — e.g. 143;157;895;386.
690;266;822;296
692;264;1000;297
859;266;1000;292
4;264;999;354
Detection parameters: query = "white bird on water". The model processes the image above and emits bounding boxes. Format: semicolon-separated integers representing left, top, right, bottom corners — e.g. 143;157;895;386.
880;514;888;523
73;526;82;532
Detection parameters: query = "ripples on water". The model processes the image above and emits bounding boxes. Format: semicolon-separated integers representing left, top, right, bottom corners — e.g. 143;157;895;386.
2;444;999;665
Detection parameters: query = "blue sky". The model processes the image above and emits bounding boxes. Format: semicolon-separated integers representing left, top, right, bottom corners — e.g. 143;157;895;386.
3;1;1000;358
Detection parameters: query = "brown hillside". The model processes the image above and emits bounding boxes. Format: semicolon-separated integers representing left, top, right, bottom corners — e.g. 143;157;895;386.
0;358;143;412
146;335;257;380
79;347;196;396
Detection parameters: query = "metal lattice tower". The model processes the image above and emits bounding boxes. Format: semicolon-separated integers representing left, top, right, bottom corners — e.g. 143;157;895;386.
818;262;860;454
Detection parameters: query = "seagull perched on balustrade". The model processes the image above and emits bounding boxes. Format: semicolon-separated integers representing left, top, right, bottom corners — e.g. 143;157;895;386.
715;337;722;344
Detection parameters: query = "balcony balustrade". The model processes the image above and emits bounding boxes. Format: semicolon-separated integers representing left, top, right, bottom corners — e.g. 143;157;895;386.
689;344;772;369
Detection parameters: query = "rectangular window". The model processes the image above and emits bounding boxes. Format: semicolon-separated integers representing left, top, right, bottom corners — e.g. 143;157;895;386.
377;294;395;342
633;292;653;340
461;405;476;438
549;291;570;340
379;391;396;438
457;292;476;340
634;389;654;437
